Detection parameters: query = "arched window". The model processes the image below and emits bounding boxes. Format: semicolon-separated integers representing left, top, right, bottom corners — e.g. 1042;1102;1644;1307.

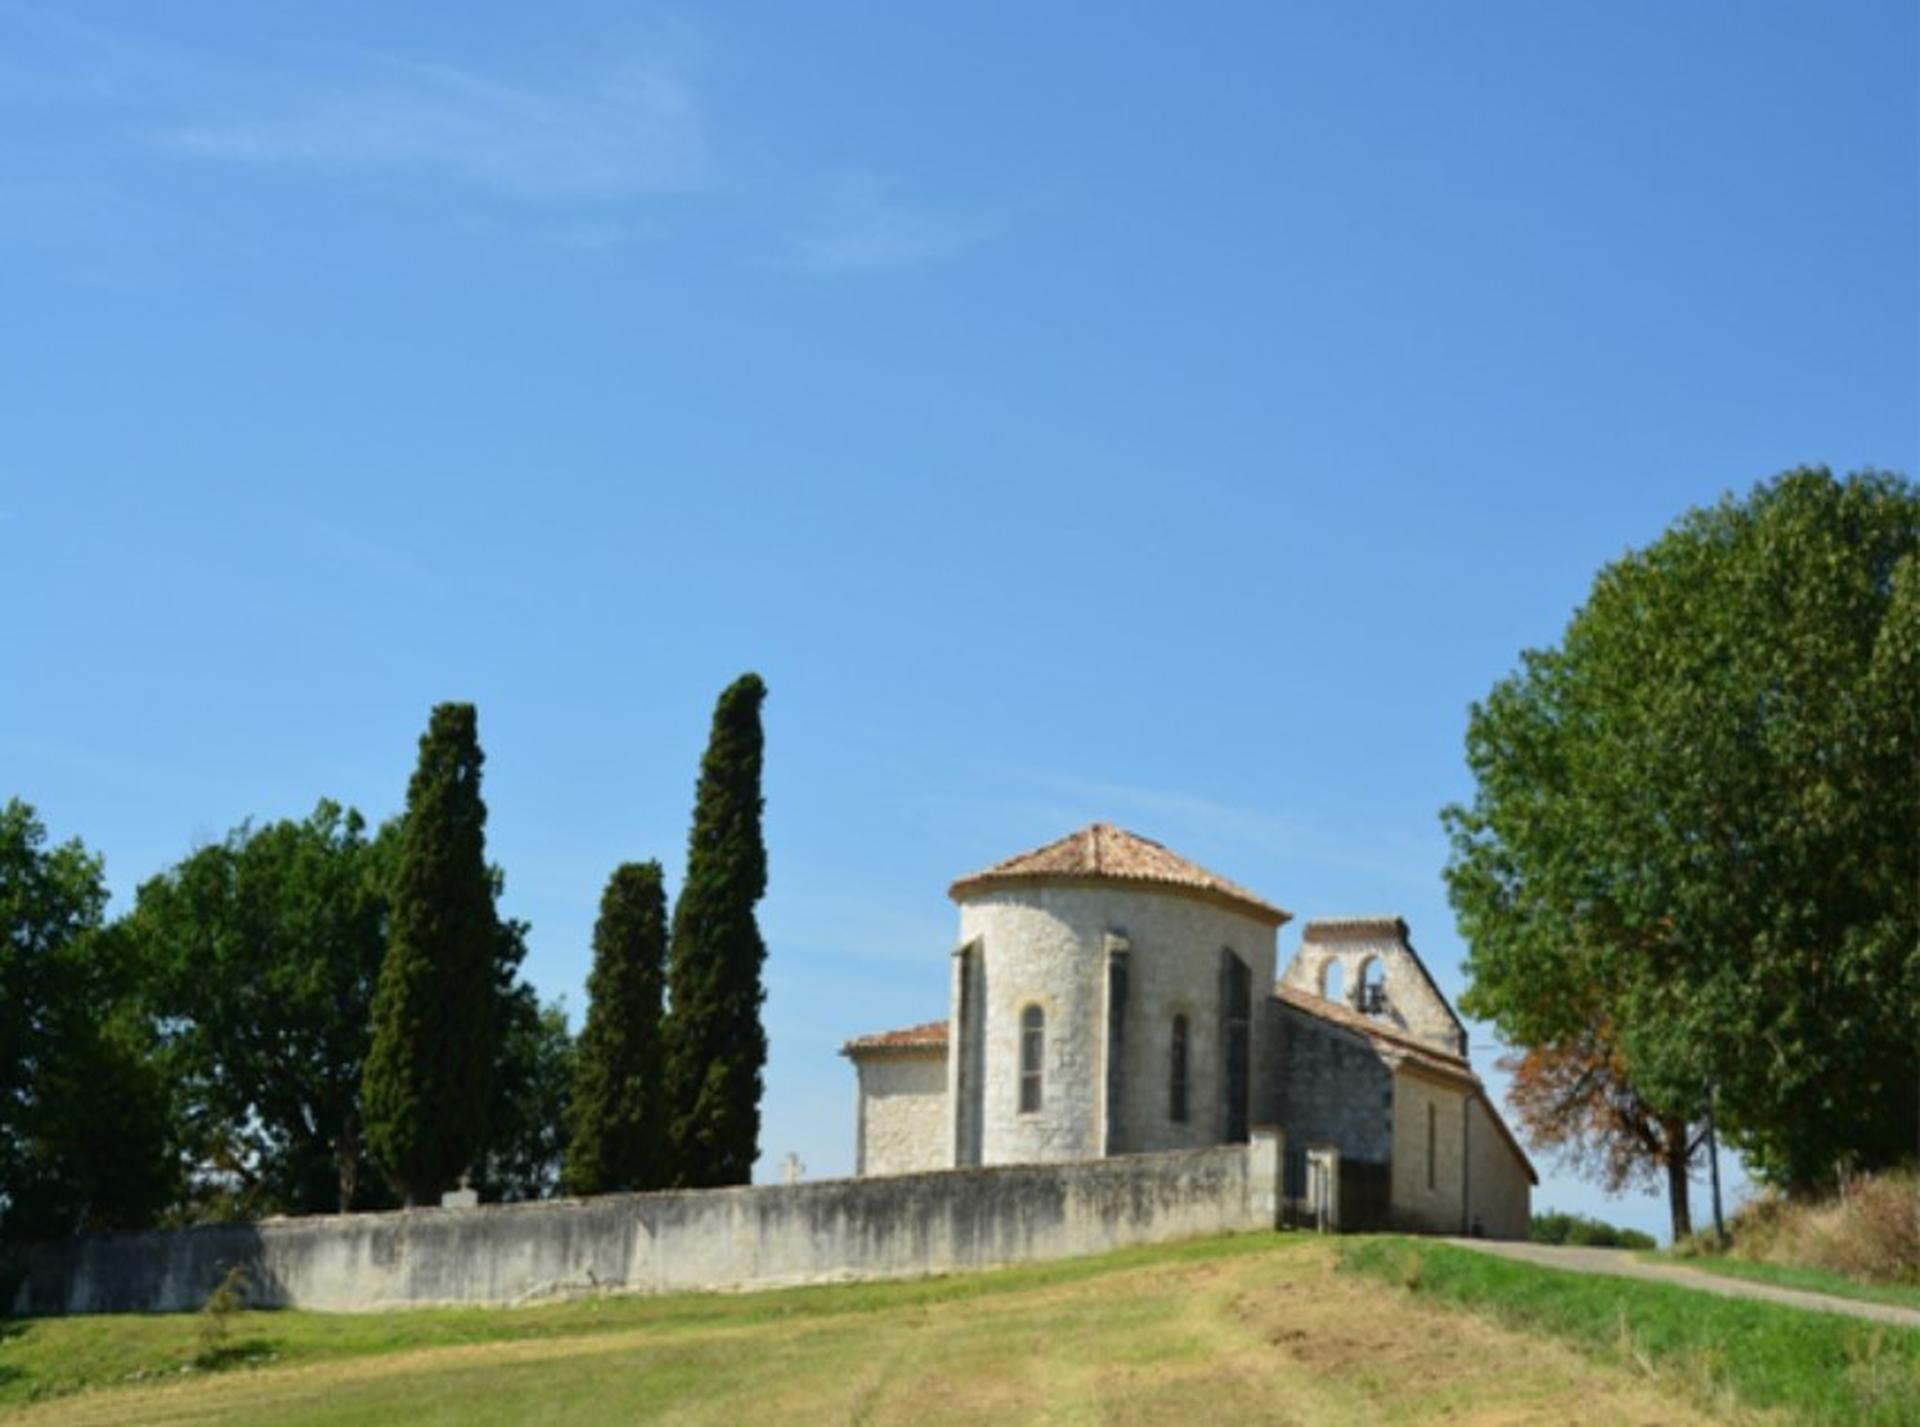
1359;958;1387;1017
1169;1015;1190;1123
1019;1005;1044;1113
1320;958;1345;1004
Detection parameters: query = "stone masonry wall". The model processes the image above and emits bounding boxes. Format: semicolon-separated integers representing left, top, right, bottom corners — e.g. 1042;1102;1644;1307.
958;889;1103;1164
8;1140;1281;1317
1466;1097;1532;1240
1269;998;1393;1201
855;1054;948;1176
955;885;1277;1166
1389;1070;1467;1234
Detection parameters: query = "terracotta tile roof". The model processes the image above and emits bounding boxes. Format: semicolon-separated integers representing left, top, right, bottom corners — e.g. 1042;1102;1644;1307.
1301;916;1409;941
1275;985;1469;1073
841;1020;949;1056
948;823;1291;926
1272;985;1537;1185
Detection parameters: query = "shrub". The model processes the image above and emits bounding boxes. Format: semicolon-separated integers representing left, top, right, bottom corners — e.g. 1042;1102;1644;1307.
1729;1169;1920;1286
1666;1230;1727;1260
195;1264;250;1364
1530;1209;1656;1250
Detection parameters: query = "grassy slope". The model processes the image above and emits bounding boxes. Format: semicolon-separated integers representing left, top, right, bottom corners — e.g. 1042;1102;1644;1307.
1640;1252;1920;1314
1340;1237;1920;1427
3;1233;1720;1427
14;1236;1264;1408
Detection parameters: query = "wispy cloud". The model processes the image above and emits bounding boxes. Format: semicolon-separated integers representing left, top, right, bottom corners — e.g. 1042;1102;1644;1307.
156;53;712;205
784;172;997;273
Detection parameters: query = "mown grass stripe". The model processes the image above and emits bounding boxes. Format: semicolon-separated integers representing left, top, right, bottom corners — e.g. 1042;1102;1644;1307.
1339;1236;1920;1427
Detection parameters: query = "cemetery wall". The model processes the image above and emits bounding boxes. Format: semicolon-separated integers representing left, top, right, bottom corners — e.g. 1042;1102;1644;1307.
7;1133;1283;1315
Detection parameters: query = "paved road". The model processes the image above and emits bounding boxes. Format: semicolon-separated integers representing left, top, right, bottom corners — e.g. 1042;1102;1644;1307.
1447;1239;1920;1331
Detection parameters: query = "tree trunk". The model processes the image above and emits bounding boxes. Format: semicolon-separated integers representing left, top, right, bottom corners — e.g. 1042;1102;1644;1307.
1663;1116;1693;1241
336;1115;361;1214
1705;1094;1726;1242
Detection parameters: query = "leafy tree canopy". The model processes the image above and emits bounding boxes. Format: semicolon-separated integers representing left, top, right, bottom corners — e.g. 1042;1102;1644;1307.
1502;1030;1702;1237
1446;468;1919;1193
0;800;174;1241
473;988;574;1203
126;802;394;1217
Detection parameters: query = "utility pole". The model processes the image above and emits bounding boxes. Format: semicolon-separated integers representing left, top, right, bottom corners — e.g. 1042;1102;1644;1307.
1704;1081;1726;1243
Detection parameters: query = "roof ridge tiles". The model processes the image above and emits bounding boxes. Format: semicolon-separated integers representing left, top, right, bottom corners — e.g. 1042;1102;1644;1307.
840;1020;949;1056
948;822;1290;926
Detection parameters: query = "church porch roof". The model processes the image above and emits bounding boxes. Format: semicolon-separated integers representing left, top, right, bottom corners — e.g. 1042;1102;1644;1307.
841;1020;949;1057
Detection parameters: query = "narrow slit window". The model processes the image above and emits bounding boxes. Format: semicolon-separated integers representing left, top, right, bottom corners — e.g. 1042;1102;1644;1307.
1169;1015;1189;1123
1221;950;1251;1143
1426;1102;1437;1190
1019;1005;1044;1113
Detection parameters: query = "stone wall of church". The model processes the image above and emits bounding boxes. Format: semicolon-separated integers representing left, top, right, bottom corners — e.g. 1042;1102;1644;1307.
1388;1069;1468;1234
853;1053;948;1176
1269;997;1394;1205
1113;896;1279;1155
1466;1097;1532;1240
955;885;1277;1166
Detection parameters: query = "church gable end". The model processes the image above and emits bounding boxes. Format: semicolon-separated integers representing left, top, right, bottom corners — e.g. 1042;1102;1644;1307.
1278;917;1467;1057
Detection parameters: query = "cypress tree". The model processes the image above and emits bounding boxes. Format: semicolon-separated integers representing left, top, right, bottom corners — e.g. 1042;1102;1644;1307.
362;702;499;1206
563;861;669;1195
663;673;768;1187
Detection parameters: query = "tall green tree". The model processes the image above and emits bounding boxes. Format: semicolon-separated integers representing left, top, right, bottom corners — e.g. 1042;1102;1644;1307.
473;988;575;1203
128;803;392;1216
0;800;174;1241
565;862;669;1195
1445;468;1919;1199
664;674;769;1188
363;703;502;1206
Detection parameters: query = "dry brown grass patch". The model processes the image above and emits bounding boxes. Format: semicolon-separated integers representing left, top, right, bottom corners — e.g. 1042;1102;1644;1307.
1727;1169;1920;1285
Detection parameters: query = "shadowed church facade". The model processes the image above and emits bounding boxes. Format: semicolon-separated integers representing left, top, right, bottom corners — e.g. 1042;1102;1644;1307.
842;824;1534;1238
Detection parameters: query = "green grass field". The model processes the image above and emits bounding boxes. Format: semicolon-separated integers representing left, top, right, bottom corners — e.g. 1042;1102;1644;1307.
1641;1251;1920;1314
2;1232;1732;1427
1340;1237;1920;1426
3;1235;1274;1411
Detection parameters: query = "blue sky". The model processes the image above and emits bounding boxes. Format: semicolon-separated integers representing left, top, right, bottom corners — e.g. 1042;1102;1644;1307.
3;3;1913;1238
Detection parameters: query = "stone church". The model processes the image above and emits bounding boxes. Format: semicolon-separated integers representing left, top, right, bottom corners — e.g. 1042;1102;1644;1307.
842;823;1534;1238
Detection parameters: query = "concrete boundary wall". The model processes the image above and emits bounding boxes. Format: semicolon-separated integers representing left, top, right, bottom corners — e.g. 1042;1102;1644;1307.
8;1134;1284;1316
